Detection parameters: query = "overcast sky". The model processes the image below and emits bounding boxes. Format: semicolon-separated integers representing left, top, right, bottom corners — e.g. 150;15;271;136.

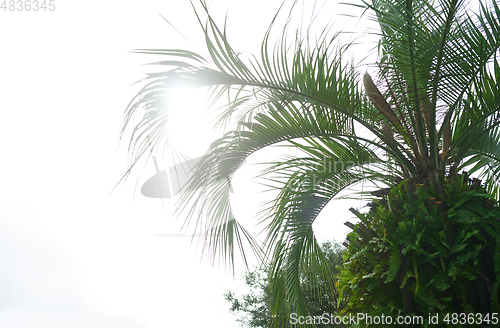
0;0;376;327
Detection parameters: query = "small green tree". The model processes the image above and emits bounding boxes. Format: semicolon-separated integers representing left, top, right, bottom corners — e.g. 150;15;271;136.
225;241;346;328
225;268;272;328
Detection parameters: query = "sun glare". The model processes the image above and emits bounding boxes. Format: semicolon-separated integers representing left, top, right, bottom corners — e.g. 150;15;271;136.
166;88;213;157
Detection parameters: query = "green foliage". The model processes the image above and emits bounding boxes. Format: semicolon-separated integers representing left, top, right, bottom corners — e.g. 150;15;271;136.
338;176;500;327
225;268;272;328
226;241;346;328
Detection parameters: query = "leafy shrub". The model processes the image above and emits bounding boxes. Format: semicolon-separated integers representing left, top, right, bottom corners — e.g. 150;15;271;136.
338;174;500;327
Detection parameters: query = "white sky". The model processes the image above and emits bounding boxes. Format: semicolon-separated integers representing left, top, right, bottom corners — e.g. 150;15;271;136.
0;0;377;327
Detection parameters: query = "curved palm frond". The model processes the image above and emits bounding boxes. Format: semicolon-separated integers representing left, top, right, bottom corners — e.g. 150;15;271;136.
257;137;397;322
450;56;500;180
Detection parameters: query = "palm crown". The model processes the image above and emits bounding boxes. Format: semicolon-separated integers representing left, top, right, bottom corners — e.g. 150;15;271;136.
121;0;500;322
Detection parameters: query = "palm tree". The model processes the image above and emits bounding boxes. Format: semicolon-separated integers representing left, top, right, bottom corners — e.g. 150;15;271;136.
121;0;500;325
